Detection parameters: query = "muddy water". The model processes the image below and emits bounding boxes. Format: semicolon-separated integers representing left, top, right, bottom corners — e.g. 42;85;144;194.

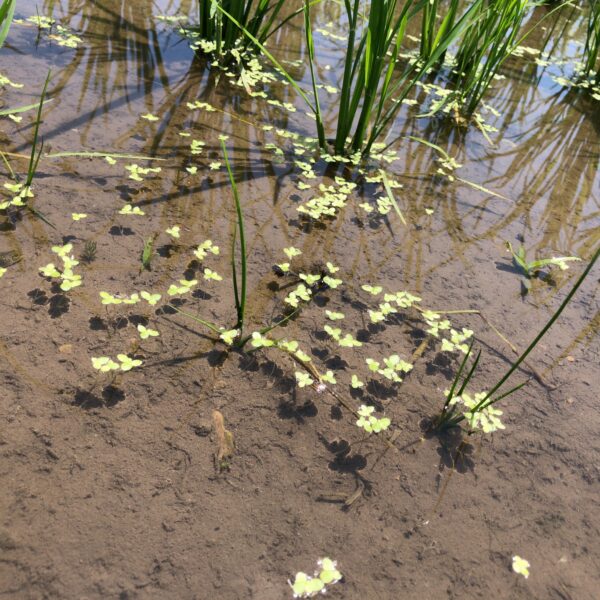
1;1;599;599
4;0;595;347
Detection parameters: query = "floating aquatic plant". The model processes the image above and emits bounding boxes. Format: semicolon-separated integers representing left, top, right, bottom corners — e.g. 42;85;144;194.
0;0;15;48
506;241;580;279
356;405;391;433
289;557;342;598
92;355;142;372
512;555;530;579
137;324;159;340
39;243;82;292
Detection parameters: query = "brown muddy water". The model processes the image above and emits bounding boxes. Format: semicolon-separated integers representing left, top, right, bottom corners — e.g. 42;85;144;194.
0;1;599;599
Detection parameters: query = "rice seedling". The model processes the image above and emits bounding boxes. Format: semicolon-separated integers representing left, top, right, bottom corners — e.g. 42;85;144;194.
0;0;15;48
187;0;290;60
312;0;479;156
222;139;247;334
506;241;581;279
419;0;460;63
166;142;304;347
581;0;600;79
26;70;51;191
216;0;487;156
435;246;599;432
449;0;530;117
430;0;564;118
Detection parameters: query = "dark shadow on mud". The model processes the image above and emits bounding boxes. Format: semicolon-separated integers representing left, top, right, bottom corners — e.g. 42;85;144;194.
323;437;367;473
72;385;126;409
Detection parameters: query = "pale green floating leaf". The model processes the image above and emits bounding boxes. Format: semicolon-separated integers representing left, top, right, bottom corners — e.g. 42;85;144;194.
140;291;162;306
321;370;336;384
351;374;364;389
91;356;119;372
362;284;382;296
99;291;122;305
512;555;530;579
117;354;142;371
203;268;222;282
219;329;239;345
39;263;61;278
366;358;380;372
51;243;73;257
323;276;342;289
119;204;145;216
137;324;159;339
295;371;314;388
325;310;344;321
299;273;320;286
283;246;302;260
318;557;342;584
166;225;181;239
338;333;362;348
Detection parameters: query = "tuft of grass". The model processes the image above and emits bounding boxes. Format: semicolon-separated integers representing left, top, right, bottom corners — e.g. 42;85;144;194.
80;240;97;264
26;71;52;189
431;0;565;118
191;0;289;59
450;0;530;116
215;0;488;156
140;236;155;271
506;241;581;279
419;0;460;64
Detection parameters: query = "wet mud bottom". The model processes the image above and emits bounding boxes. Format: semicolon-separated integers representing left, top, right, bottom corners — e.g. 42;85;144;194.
1;1;599;599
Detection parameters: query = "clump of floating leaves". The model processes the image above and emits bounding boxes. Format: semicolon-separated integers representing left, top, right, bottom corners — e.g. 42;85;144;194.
39;243;82;292
289;557;342;598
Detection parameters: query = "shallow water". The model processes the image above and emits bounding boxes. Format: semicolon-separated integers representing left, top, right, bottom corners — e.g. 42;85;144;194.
1;1;599;598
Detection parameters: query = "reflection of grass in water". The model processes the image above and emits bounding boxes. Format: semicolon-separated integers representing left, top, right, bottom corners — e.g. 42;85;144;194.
36;0;192;145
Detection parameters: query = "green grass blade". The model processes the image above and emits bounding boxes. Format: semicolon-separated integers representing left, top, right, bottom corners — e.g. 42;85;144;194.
26;71;51;187
303;0;325;149
221;139;247;333
380;169;406;226
0;0;15;48
0;98;53;117
45;151;166;160
168;305;222;334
